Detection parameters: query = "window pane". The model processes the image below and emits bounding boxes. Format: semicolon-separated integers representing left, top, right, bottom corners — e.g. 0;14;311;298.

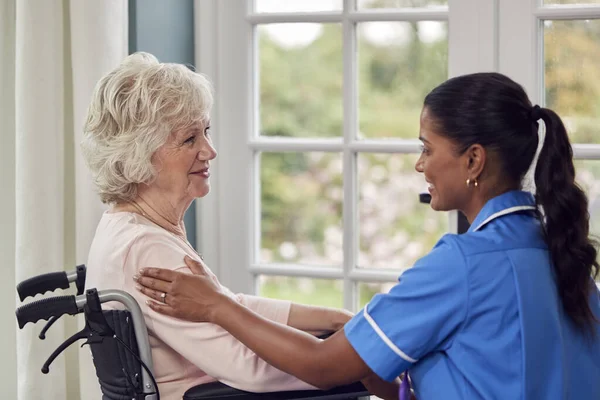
358;153;448;269
358;281;397;309
358;22;447;139
358;0;447;9
575;160;600;279
255;0;343;13
260;152;343;266
257;276;343;308
258;24;342;138
544;20;600;143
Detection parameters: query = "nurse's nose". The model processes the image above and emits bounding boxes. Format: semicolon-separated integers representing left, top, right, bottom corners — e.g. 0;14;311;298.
415;154;424;173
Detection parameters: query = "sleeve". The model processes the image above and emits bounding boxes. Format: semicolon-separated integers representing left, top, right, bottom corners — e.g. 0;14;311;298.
236;294;291;326
124;230;315;392
344;235;469;381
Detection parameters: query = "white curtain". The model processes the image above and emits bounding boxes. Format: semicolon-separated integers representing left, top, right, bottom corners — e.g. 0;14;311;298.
0;1;128;399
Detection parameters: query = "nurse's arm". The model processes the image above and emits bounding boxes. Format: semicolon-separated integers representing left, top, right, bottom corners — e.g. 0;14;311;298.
136;260;399;398
213;295;399;398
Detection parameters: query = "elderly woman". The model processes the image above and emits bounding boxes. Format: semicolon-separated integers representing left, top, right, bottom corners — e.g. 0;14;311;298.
81;52;358;400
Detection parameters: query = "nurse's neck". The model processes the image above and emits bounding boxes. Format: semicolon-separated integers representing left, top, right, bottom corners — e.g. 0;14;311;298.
461;179;519;225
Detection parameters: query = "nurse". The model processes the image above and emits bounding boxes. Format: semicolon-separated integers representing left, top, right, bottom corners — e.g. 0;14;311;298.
135;72;600;399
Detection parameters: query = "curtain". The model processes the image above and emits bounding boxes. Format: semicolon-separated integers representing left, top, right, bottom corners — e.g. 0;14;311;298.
0;1;128;399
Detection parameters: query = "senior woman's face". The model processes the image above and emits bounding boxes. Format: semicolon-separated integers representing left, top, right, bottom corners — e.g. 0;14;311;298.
151;120;217;201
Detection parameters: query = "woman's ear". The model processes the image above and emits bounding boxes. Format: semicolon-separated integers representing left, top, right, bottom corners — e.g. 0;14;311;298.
466;144;486;179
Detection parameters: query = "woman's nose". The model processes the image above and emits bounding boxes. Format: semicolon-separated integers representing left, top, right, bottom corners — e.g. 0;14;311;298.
198;142;217;161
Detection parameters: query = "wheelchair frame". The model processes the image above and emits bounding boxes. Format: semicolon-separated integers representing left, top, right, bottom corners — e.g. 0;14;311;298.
15;266;371;400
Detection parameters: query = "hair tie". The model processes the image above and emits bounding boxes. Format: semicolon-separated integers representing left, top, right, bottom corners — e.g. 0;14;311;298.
521;105;546;193
530;105;542;121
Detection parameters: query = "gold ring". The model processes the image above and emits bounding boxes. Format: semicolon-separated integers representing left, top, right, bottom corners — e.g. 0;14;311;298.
160;292;167;304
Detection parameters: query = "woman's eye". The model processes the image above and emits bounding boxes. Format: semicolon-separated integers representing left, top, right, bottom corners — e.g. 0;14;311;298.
419;144;429;154
184;135;196;144
204;126;211;136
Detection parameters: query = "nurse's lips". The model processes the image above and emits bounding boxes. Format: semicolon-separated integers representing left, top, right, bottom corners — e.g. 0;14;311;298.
191;168;210;178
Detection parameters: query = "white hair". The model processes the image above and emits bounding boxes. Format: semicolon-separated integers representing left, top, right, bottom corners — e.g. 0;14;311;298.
81;52;213;204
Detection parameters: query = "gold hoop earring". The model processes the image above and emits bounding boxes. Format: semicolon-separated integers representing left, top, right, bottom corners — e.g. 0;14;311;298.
466;178;479;188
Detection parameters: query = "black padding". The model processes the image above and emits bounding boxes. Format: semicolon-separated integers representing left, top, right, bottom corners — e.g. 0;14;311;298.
88;310;145;400
183;381;369;400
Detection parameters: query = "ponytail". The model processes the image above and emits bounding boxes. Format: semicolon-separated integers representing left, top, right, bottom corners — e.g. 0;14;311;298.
533;107;599;334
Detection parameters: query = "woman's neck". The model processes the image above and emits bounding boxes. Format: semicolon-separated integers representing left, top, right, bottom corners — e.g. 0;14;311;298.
116;188;192;239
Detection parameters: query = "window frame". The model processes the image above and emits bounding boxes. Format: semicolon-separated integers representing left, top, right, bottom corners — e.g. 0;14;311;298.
194;0;600;309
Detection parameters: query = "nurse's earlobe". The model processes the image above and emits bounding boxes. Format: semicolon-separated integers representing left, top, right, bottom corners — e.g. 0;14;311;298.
466;178;479;188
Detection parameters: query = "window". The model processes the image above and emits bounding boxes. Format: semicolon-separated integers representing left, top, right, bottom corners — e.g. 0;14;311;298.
543;16;600;252
499;0;600;278
195;0;600;306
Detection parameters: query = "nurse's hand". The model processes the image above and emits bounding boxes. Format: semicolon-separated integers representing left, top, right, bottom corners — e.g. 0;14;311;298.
134;255;231;323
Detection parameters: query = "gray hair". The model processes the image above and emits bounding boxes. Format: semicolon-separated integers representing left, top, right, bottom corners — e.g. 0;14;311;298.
81;52;213;204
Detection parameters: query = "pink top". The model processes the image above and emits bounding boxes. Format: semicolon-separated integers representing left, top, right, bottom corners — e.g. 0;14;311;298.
86;211;313;400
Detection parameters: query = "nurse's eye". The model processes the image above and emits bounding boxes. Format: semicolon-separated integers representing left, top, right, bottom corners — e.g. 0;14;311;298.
420;144;430;155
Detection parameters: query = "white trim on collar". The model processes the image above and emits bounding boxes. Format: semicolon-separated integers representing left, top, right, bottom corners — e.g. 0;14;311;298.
472;205;537;232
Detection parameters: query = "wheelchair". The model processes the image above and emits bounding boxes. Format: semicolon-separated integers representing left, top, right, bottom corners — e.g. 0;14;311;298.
15;265;371;400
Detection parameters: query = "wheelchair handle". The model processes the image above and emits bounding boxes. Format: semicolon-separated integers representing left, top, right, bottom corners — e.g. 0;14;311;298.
15;289;156;398
16;295;81;329
17;272;69;301
17;265;86;301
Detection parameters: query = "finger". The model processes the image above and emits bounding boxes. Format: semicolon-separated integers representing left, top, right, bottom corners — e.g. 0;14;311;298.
138;267;176;282
135;274;171;293
136;284;169;304
146;300;179;318
184;255;207;275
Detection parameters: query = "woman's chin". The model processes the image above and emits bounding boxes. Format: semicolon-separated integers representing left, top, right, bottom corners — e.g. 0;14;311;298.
188;182;211;199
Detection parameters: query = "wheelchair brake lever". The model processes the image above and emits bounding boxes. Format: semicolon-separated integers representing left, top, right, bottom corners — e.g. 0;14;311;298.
40;288;114;374
38;316;60;340
41;327;89;374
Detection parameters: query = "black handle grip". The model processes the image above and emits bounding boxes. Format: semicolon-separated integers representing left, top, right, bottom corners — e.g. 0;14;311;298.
17;272;69;301
16;296;79;329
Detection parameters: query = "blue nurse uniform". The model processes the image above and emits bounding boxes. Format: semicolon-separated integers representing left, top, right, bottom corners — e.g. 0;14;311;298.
345;190;600;399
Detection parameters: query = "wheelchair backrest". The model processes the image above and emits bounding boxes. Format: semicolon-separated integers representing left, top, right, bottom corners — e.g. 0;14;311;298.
89;309;146;400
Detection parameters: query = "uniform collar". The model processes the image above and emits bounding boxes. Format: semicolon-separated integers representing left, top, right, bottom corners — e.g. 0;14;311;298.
468;190;537;233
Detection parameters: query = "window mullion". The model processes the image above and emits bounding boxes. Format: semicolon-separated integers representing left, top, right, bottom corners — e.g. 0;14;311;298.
447;0;499;233
209;0;254;294
342;0;358;311
498;0;539;102
448;0;499;78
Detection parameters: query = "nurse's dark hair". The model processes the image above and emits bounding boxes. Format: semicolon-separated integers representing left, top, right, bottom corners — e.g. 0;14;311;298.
424;72;599;334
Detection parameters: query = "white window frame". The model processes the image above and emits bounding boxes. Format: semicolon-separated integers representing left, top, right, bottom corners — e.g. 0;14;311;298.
194;0;600;309
499;0;600;159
